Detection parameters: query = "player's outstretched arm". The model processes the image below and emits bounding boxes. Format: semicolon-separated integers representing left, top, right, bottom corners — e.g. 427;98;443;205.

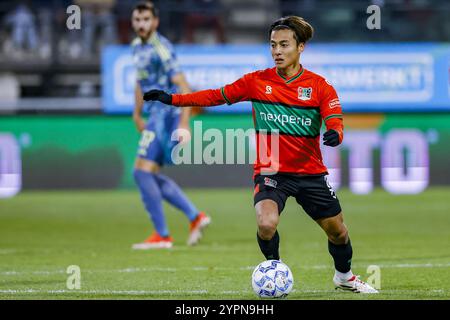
143;74;250;108
143;87;229;107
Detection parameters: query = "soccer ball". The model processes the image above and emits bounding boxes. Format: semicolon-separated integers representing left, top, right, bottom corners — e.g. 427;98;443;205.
251;260;294;298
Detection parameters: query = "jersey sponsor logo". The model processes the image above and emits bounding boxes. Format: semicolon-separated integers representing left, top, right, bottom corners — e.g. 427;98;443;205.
328;98;341;109
259;111;312;126
265;85;272;94
298;87;312;100
264;177;277;188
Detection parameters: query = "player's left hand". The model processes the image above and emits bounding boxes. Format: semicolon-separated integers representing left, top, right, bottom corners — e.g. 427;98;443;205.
143;89;172;105
323;129;340;147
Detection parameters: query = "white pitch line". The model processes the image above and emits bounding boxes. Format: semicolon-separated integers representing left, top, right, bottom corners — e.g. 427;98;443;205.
0;289;448;296
0;289;209;295
83;262;450;273
0;249;18;255
378;263;450;268
0;270;66;276
1;262;449;277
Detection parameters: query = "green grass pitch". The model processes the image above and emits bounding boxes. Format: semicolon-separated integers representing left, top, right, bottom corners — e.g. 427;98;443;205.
0;187;449;300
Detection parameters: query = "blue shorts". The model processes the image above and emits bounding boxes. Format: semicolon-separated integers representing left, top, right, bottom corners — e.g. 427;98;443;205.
137;112;181;166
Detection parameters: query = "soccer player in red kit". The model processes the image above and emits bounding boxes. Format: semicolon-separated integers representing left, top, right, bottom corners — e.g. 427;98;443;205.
143;16;378;293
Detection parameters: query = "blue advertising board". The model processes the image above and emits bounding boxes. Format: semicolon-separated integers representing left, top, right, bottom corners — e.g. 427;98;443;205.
102;43;450;114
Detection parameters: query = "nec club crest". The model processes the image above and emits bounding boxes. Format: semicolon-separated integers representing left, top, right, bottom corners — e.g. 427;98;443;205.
298;87;312;100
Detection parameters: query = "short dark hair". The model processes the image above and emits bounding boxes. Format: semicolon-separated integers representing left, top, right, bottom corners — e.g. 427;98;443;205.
269;16;314;45
133;1;159;17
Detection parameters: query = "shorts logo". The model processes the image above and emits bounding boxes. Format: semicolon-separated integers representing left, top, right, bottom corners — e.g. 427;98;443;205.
264;177;277;188
324;176;337;199
298;87;312;101
265;85;272;94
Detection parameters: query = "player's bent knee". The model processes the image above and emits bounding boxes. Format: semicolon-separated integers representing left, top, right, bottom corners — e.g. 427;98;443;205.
258;228;276;240
328;228;348;245
254;192;280;240
255;210;278;239
258;222;277;240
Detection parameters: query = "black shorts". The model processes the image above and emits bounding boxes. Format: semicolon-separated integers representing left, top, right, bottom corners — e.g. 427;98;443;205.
253;173;342;220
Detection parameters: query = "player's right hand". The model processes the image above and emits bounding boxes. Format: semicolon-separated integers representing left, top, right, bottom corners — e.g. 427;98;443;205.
143;89;172;105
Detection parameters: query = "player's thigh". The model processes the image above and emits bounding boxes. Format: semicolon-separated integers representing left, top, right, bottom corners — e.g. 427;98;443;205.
253;174;289;229
151;112;182;165
164;113;187;163
295;175;342;221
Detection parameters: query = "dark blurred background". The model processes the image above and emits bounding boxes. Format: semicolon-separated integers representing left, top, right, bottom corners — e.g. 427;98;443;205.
0;0;449;109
